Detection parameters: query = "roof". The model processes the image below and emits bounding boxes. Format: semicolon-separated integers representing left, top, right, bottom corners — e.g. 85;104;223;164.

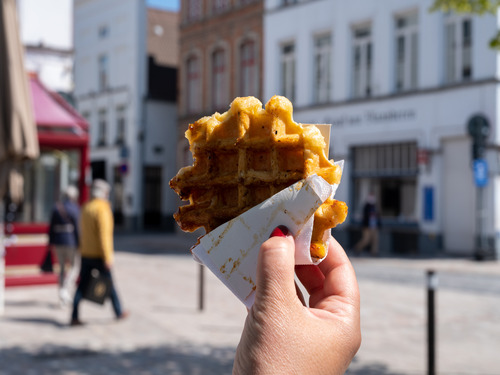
28;73;88;147
147;8;179;67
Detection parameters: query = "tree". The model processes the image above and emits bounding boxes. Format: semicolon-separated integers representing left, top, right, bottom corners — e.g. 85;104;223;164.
430;0;500;48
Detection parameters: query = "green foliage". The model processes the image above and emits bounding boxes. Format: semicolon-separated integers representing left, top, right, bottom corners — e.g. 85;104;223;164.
430;0;500;14
430;0;500;49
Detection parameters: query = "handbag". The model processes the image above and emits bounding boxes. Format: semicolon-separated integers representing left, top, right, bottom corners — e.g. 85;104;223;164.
82;268;111;305
40;247;54;273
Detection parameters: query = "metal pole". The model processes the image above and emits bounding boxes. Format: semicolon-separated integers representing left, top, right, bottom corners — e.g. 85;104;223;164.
198;263;205;311
427;270;437;375
475;186;488;260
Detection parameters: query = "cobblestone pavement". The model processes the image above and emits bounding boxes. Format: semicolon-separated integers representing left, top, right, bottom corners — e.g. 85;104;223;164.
1;233;499;375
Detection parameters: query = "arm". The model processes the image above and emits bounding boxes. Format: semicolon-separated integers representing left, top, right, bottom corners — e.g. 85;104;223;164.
96;202;114;268
233;228;361;375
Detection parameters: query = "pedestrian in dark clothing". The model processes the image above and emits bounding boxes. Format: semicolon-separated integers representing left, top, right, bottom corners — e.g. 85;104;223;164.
354;192;381;256
48;186;80;305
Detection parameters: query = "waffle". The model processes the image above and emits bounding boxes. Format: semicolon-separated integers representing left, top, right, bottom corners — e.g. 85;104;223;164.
170;95;347;259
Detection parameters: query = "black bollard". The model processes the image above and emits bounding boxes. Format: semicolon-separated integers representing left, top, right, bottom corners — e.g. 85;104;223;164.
427;270;437;375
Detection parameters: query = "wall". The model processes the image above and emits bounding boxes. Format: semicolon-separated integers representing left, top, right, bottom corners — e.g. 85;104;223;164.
264;0;500;256
74;0;147;228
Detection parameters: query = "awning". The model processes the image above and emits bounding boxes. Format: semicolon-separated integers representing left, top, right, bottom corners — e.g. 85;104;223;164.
0;0;39;203
29;73;89;148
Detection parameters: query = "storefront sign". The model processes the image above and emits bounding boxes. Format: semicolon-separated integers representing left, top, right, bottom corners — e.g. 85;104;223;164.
423;186;434;221
473;159;488;188
326;109;416;128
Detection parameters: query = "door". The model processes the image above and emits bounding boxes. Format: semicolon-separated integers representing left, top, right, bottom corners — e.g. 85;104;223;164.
143;166;162;228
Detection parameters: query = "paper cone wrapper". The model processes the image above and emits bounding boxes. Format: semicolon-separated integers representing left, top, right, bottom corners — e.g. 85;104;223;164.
192;162;343;308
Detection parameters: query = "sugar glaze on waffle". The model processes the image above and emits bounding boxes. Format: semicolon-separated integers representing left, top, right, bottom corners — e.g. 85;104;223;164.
170;95;347;259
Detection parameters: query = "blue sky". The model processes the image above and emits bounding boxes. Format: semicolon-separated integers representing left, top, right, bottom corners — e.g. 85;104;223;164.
147;0;180;11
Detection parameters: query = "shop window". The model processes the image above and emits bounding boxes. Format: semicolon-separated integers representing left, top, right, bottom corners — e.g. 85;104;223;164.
97;109;107;147
445;15;472;83
280;42;296;102
352;142;417;221
16;150;81;223
211;47;228;110
186;55;201;114
239;39;257;97
313;33;331;104
115;106;126;145
395;13;418;92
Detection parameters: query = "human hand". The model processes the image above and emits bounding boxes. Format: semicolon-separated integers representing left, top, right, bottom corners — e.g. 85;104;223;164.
233;226;361;375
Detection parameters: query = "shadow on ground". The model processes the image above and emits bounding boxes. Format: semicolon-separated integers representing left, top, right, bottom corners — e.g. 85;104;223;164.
0;343;235;375
347;357;409;375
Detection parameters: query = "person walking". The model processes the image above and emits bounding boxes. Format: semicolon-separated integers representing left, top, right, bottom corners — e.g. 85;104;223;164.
48;186;80;306
70;179;128;326
354;192;381;256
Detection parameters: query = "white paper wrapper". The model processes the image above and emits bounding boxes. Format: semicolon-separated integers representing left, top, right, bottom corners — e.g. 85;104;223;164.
192;163;343;308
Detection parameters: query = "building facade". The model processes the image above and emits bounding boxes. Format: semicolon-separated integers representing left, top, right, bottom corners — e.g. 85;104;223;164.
177;0;264;169
265;0;499;258
74;0;179;230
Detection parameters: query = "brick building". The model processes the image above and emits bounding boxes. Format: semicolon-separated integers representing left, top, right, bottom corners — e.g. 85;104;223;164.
177;0;264;169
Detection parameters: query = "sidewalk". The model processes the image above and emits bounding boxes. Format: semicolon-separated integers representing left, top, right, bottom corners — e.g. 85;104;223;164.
0;233;499;374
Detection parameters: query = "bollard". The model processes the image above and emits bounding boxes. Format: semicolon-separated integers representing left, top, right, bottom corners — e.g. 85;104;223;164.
427;270;437;375
198;263;205;311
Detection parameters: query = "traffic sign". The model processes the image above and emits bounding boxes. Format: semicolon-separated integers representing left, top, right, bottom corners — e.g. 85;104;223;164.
473;159;488;188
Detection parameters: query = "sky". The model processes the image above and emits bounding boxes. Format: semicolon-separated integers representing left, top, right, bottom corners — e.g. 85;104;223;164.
17;0;179;49
146;0;179;11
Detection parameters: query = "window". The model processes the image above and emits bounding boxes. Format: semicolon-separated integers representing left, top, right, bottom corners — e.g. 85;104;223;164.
445;15;472;83
213;0;230;13
352;26;372;98
186;55;201;113
98;25;109;39
395;13;418;91
240;39;257;97
115;106;126;145
187;0;202;21
97;109;107;146
313;34;331;104
212;48;228;109
280;42;296;101
98;54;108;91
282;0;298;5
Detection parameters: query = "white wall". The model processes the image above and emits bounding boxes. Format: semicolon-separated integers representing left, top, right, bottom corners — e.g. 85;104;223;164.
25;50;73;92
74;0;147;221
264;0;499;105
264;0;500;254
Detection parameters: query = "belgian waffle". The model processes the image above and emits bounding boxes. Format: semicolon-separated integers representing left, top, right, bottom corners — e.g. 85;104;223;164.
170;95;347;259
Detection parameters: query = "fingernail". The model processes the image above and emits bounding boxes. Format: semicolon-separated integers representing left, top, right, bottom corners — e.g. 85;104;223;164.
270;225;290;238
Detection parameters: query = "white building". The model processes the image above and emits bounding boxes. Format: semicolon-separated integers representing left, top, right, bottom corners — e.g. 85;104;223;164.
264;0;499;258
73;0;179;230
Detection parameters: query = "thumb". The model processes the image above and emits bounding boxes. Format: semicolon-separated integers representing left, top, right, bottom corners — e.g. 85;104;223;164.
254;226;297;308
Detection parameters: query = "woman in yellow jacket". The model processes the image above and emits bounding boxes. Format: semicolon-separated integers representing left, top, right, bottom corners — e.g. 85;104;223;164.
70;179;128;326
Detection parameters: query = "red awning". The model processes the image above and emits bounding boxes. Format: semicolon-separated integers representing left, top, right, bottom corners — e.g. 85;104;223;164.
28;73;89;147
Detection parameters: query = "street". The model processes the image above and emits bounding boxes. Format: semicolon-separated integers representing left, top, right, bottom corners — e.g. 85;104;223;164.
0;233;499;375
